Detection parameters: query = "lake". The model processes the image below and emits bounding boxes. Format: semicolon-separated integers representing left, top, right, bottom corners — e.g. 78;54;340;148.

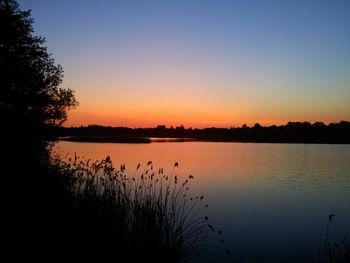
54;141;350;262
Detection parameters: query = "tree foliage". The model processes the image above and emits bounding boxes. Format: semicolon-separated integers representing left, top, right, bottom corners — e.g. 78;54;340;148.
0;0;77;140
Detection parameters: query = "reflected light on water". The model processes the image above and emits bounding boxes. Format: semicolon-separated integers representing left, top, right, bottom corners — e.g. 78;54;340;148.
54;141;350;262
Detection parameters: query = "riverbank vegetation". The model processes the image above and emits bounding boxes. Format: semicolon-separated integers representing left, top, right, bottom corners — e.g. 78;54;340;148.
57;121;350;144
49;155;210;261
318;215;350;263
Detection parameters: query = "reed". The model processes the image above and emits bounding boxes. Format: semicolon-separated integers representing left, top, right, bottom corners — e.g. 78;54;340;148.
318;214;350;263
50;153;211;262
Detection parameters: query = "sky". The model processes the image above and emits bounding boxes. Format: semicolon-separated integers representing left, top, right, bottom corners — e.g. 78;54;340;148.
19;0;350;128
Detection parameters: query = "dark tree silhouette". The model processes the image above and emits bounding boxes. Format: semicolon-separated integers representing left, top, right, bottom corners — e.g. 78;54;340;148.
0;0;77;152
1;3;79;257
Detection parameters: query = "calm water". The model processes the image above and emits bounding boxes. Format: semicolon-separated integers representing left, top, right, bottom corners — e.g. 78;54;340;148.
55;141;350;262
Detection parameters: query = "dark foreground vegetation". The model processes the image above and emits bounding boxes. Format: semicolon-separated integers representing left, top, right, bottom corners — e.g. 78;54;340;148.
318;215;350;263
6;153;210;261
49;156;210;261
58;121;350;144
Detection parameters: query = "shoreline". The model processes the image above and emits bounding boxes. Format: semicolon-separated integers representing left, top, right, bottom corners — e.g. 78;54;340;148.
59;136;350;144
60;136;151;144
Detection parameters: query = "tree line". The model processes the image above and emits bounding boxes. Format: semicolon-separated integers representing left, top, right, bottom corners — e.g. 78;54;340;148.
58;121;350;144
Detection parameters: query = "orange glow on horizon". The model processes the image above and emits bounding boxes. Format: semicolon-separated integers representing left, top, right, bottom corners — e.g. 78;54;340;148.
65;106;348;128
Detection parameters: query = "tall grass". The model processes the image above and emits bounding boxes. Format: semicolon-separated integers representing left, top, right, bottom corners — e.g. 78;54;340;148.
318;215;350;263
50;153;210;262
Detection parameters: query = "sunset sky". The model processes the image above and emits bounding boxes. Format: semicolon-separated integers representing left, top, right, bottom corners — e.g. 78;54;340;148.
19;0;350;128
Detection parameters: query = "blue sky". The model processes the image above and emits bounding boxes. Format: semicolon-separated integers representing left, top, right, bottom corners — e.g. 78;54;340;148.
19;0;350;127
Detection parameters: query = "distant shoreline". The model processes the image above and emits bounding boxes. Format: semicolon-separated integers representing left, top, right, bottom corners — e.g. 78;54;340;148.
55;121;350;144
60;136;151;144
59;135;350;144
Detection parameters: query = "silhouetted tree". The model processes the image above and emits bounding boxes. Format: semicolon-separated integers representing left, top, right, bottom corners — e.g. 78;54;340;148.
253;123;262;129
156;125;166;130
0;0;77;154
175;125;185;130
312;121;326;127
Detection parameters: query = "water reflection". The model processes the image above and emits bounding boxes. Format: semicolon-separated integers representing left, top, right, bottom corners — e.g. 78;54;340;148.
54;141;350;262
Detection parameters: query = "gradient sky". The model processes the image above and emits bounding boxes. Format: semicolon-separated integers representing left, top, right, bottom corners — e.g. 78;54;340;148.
19;0;350;128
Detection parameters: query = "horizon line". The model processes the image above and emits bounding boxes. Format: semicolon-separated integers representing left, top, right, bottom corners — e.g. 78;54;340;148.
62;120;350;129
